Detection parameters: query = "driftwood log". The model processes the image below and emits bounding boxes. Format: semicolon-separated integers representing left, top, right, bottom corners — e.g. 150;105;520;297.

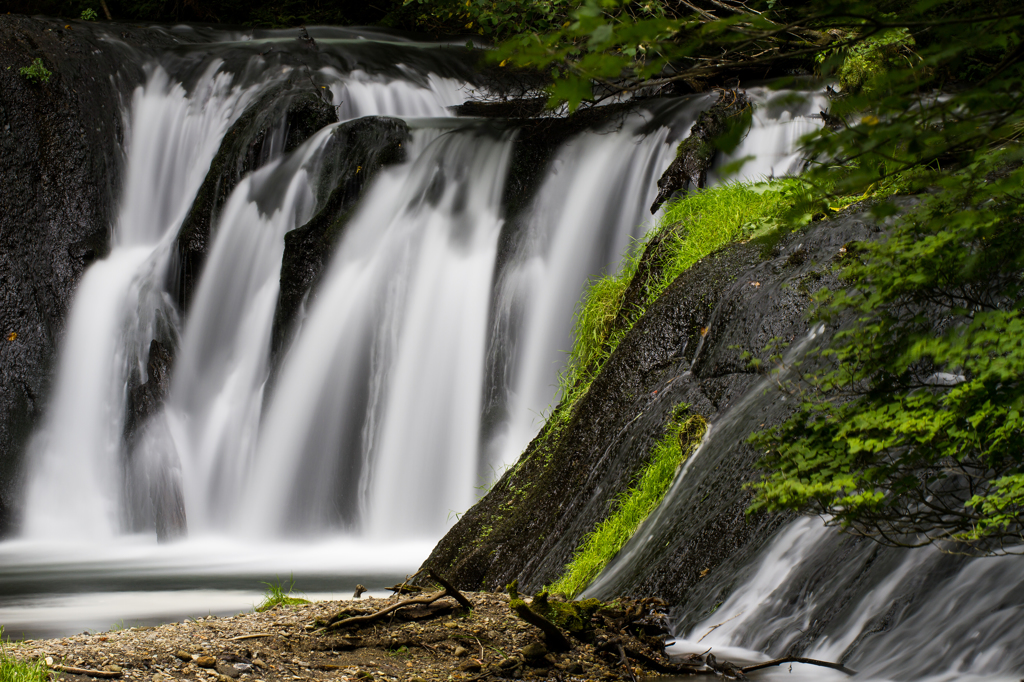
49;663;122;678
650;88;752;213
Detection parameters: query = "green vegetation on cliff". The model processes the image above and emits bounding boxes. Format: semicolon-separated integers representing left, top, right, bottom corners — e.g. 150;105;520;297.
749;150;1024;554
555;179;803;423
549;406;707;598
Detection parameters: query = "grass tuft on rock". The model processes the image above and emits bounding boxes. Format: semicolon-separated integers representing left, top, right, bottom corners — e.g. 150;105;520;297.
0;628;49;682
256;577;311;612
548;408;708;598
553;180;796;425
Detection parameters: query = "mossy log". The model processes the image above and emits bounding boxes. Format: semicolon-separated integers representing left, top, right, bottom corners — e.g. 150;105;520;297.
506;581;572;652
650;89;751;213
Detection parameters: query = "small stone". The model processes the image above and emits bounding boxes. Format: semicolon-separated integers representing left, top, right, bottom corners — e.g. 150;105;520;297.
173;651;193;661
520;643;547;659
215;662;242;679
453;646;468;658
103;664;123;674
459;661;483;673
252;658;267;669
444;621;459;629
196;655;217;668
44;657;53;666
409;677;427;682
217;675;236;682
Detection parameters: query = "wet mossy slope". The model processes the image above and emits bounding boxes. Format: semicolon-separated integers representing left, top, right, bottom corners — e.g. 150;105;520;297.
423;207;881;608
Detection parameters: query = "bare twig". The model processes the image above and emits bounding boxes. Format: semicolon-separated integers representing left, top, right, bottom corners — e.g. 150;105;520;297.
426;569;473;610
614;642;638;682
226;633;273;641
741;656;857;675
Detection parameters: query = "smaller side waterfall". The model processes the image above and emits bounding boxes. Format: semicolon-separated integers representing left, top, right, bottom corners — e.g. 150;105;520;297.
322;68;466;119
673;516;1024;682
21;62;266;540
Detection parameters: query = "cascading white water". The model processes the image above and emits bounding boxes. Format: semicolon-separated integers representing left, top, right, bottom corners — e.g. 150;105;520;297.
323;67;466;119
672;517;1024;681
244;125;514;537
21;62;265;539
166;126;337;532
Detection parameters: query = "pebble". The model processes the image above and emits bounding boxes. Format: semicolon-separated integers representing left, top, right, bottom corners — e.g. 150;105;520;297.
196;655;217;668
453;646;468;658
520;643;547;659
215;661;243;678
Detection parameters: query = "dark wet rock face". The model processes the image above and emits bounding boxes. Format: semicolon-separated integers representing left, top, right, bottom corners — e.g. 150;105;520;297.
423;208;883;609
0;16;178;536
175;82;339;311
271;116;409;362
125;339;175;441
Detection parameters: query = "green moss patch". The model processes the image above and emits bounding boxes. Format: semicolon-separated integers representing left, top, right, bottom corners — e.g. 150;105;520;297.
548;407;708;598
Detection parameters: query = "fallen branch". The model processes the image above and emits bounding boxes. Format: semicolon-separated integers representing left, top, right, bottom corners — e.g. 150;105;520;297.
49;664;121;678
614;641;638;682
425;569;473;610
620;646;705;675
741;656;857;676
324;590;448;631
649;89;751;213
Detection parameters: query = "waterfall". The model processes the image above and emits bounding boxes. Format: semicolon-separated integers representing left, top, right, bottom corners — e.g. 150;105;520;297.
21;62;266;539
4;25;847;639
167;126;336;532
